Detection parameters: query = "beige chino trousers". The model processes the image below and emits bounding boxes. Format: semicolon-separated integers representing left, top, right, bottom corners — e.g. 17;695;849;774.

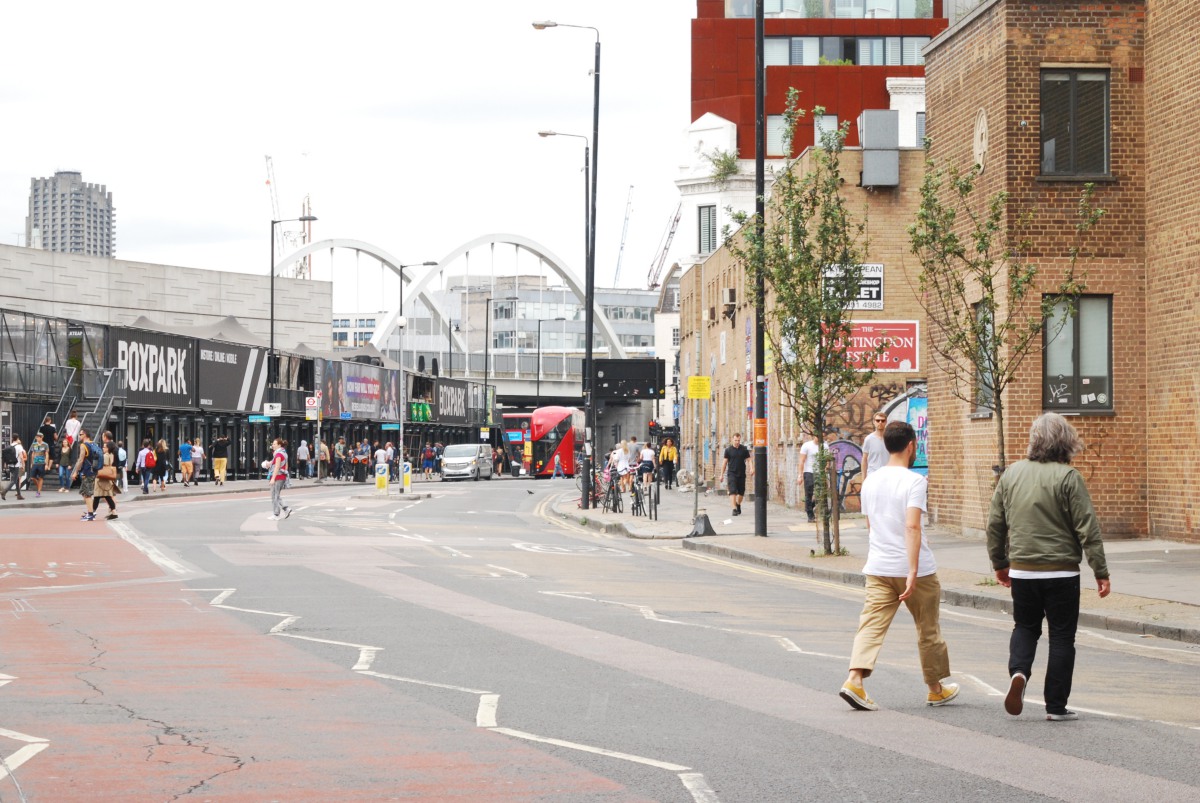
849;573;950;685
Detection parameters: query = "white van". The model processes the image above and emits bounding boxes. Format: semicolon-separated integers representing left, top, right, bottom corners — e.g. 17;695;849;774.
440;443;494;481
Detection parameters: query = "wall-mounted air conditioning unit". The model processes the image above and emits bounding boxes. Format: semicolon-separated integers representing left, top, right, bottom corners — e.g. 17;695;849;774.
722;288;736;305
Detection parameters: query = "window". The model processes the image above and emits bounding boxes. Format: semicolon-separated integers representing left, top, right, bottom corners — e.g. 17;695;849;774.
672;327;681;348
973;302;995;413
1041;70;1109;176
858;37;885;65
698;205;718;254
1044;296;1112;411
916;112;926;143
767;115;787;156
814;115;838;146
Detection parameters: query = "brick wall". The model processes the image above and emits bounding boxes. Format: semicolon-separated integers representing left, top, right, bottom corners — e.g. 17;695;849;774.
1145;0;1200;539
924;0;1149;537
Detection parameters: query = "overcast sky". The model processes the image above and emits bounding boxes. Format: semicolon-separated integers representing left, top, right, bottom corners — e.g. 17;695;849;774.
1;1;694;311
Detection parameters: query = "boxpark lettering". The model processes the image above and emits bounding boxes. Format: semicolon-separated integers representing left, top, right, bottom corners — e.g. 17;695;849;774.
118;339;189;395
438;382;467;420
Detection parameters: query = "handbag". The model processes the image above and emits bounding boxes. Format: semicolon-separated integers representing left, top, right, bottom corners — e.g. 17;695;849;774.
97;465;118;481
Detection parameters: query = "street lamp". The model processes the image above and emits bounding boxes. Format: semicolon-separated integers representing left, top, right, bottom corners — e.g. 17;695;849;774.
534;18;600;510
270;215;318;411
396;260;437;477
536;317;567;408
538;131;590;286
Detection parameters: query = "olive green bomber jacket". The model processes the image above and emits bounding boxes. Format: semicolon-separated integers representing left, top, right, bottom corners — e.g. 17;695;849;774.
986;459;1110;579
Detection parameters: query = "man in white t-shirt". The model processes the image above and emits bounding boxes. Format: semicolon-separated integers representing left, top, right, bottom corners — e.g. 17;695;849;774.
797;433;825;523
839;421;959;712
861;412;889;480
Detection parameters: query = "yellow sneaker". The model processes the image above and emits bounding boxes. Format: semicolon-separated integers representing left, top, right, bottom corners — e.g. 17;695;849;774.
839;683;878;711
927;682;960;707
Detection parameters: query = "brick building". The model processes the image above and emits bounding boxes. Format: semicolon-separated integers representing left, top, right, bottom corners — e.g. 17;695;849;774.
922;0;1152;537
678;147;928;509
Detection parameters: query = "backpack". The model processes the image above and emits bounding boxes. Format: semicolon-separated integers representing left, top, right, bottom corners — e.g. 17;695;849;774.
144;449;157;469
1;445;15;466
80;442;101;477
424;447;435;460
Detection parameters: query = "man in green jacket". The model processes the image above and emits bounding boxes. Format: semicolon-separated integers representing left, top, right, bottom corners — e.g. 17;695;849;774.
987;412;1111;722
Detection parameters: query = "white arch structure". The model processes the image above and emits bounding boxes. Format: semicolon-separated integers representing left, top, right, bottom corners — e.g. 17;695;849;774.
276;234;627;361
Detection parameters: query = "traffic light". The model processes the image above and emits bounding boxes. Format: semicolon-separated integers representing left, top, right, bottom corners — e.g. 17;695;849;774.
648;420;661;438
610;424;619;442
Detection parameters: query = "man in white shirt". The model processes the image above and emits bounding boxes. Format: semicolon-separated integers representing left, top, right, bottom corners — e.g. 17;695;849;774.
797;432;824;523
2;436;27;501
861;412;889;480
839;421;959;712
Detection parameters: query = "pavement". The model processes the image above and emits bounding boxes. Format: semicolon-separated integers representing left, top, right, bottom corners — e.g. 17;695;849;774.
550;479;1200;645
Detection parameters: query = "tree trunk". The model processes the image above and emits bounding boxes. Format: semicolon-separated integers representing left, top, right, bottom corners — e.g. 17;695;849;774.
829;460;841;553
994;395;1007;482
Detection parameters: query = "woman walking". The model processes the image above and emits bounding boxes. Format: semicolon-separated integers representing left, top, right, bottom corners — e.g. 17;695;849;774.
658;438;678;490
191;438;205;483
154;439;170;492
88;441;119;521
136;439;155;495
267;437;292;521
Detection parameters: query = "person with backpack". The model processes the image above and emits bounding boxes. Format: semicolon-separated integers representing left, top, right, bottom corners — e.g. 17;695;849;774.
1;435;26;501
116;440;129;493
136;439;155;495
422;442;436;480
69;430;101;518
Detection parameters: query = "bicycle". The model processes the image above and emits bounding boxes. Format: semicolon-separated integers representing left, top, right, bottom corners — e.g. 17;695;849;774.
630;480;646;517
576;465;603;509
602;473;623;513
647;469;660;521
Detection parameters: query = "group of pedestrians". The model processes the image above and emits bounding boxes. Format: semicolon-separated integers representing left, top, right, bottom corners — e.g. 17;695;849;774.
601;436;679;502
837;413;1111;724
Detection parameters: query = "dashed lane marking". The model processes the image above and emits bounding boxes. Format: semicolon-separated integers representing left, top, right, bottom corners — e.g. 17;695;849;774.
186;587;721;801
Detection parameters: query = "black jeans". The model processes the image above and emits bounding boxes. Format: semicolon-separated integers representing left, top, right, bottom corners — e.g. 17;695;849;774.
803;472;815;519
1008;575;1080;714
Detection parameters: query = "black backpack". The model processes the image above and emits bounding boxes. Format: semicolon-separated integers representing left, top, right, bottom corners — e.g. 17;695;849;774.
1;445;15;465
80;442;101;477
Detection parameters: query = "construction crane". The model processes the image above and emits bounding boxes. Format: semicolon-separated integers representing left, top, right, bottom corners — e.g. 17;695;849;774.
612;185;634;286
647;201;681;289
265;155;314;279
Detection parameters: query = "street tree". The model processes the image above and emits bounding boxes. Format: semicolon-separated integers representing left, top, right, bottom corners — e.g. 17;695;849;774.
727;90;882;555
908;156;1104;476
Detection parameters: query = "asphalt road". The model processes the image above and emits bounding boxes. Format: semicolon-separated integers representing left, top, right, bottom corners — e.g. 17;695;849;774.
3;477;1199;802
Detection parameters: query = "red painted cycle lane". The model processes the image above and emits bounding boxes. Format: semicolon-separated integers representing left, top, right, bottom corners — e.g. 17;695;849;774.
0;518;654;801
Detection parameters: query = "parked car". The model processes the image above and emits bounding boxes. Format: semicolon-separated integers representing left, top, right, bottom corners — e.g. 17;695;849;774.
440;443;493;481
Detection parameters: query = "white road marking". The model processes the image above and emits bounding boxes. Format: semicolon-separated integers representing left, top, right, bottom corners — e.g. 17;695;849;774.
476;694;500;728
679;772;722;803
487;565;529;578
441;547;471;558
772;637;848;661
192;587;721;787
0;678;50;782
110;521;190;576
514;543;631;556
393;533;431;542
960;673;1003;696
489;728;691;772
359;671;492;695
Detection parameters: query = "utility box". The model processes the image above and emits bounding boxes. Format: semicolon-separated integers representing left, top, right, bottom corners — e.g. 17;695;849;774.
862;150;900;187
858;110;900;150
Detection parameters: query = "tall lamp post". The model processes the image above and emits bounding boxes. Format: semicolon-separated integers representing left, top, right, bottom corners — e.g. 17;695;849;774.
533;19;600;509
396;260;437;477
270;215;318;415
536;317;567;408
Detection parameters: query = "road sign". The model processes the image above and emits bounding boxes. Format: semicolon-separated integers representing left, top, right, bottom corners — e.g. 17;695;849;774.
480;427;490;441
339;412;352;420
263;402;282;417
374;463;389;493
248;415;271;423
305;396;319;409
305;410;319;421
687;375;712;400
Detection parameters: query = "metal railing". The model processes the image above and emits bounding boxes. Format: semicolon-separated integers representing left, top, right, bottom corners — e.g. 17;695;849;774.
0;361;74;397
82;368;128;399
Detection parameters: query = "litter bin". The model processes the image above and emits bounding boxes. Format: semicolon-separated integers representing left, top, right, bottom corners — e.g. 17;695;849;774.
353;458;368;483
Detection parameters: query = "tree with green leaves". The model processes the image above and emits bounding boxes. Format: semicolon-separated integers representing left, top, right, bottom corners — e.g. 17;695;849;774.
908;157;1104;477
727;90;882;555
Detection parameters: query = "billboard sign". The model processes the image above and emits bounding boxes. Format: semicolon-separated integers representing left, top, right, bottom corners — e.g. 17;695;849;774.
196;340;268;412
111;327;196;409
825;264;884;310
844;321;919;372
433;378;469;425
593;358;666;399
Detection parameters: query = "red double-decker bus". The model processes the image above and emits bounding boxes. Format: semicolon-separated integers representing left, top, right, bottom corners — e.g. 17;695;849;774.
503;406;584;477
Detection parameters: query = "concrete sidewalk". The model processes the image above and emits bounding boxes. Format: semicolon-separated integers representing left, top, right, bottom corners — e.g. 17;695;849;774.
553;483;1200;644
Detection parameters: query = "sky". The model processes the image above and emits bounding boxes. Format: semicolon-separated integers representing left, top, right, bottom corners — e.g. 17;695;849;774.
1;1;695;312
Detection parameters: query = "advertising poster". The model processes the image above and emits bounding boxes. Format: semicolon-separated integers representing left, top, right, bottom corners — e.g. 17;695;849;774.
343;363;382;419
906;393;929;475
111;327;196;409
381;370;402;421
844;321;919;372
320;360;343;419
196;340;268;412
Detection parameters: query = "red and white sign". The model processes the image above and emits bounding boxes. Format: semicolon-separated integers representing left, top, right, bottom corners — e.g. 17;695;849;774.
305;396;319;409
844;321;919;372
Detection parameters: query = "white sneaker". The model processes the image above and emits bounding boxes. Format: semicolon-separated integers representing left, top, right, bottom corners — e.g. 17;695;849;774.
266;514;280;521
283;507;292;519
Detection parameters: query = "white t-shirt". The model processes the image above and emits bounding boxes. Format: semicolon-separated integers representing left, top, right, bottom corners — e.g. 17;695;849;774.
860;465;936;578
63;418;82;441
862;431;889;475
800;440;822;474
640;447;655;465
374;448;388;465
